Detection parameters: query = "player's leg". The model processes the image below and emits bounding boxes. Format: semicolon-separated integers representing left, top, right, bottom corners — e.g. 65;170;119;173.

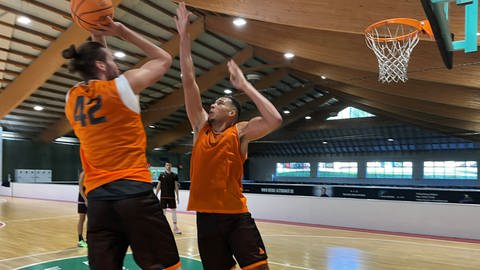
197;213;237;270
160;198;167;215
77;212;87;247
168;199;181;234
87;199;129;269
122;192;181;269
229;213;269;270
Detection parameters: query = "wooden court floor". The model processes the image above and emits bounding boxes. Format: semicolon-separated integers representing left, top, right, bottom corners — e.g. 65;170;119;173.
1;196;480;270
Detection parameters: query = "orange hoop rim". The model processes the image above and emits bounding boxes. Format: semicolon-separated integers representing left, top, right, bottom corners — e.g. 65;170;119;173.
365;18;433;42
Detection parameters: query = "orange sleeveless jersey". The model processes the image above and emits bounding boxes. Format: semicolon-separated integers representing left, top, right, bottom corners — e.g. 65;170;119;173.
188;124;249;213
65;77;151;195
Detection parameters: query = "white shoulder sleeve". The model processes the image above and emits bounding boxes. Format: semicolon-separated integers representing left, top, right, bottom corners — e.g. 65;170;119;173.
115;75;140;113
65;89;70;102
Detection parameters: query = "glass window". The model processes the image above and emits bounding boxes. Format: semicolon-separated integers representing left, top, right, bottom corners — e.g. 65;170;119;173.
276;162;311;177
149;166;178;181
327;107;375;120
317;162;358;178
423;161;478;180
366;161;412;179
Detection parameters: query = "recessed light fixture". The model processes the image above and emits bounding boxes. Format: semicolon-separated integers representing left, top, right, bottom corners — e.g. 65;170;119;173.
305;116;312;120
321;75;327;80
191;131;195;134
322;141;328;144
33;105;44;111
233;18;247;27
284;52;295;59
153;147;164;151
149;125;155;128
17;16;31;25
114;51;126;58
283;110;290;114
387;138;395;142
224;89;232;94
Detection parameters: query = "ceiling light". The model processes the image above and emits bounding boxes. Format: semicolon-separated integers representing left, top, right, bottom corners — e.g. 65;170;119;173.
149;125;155;128
33;105;44;111
233;18;247;27
224;89;232;94
284;52;295;59
387;138;395;142
283;110;290;114
114;51;126;58
54;137;79;144
246;73;261;81
191;131;194;134
153;147;165;151
2;132;18;138
322;141;328;144
305;116;311;120
17;16;31;25
321;75;327;80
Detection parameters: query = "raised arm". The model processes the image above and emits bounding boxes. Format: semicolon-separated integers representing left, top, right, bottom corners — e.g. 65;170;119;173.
93;17;172;94
91;34;107;47
228;60;282;144
175;2;208;134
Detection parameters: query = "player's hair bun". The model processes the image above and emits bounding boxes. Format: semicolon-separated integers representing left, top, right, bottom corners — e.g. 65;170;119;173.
62;44;80;59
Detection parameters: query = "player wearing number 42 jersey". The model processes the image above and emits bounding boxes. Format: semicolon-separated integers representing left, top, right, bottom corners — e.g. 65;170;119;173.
63;17;182;270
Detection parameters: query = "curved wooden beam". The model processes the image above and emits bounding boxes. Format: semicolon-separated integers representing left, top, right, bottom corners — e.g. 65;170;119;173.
181;0;466;35
147;67;288;148
206;15;480;89
141;46;253;125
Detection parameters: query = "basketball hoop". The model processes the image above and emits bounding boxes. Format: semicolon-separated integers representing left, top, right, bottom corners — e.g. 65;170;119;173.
365;18;433;83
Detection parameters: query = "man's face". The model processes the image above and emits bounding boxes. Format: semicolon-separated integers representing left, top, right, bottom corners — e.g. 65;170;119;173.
103;49;120;80
208;97;235;123
165;163;172;172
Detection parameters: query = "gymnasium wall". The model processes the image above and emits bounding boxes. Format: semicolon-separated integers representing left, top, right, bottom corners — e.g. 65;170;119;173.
1;139;185;183
8;182;480;240
248;150;480;187
2;140;82;184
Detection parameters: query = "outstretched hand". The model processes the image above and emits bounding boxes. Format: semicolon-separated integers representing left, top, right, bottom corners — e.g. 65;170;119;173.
228;59;249;90
90;16;124;37
174;2;192;37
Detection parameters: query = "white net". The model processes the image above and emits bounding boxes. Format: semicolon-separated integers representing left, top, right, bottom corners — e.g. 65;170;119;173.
365;23;420;83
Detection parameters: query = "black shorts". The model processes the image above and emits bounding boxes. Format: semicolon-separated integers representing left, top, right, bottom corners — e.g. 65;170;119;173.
78;202;87;214
160;198;176;209
87;192;180;270
197;212;268;270
78;194;87;214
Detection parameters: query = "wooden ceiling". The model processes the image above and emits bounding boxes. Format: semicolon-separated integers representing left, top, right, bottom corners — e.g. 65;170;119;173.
0;0;479;156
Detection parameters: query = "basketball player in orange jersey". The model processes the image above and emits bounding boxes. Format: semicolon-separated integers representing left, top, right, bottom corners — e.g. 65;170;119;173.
63;17;182;270
175;3;282;270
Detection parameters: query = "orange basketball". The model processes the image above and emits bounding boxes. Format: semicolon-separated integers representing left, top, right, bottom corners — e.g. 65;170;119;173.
70;0;114;31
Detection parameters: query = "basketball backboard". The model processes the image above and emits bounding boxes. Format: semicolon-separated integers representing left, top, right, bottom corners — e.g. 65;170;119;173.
421;0;479;69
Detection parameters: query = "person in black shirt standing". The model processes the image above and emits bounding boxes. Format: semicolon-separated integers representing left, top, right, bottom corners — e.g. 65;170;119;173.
155;162;181;234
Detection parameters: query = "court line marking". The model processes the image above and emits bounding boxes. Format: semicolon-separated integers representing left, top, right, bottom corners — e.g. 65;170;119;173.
5;215;77;223
8;235;478;270
261;234;480;251
171;234;480;252
9;252;312;270
268;261;312;270
1;247;79;263
10;254;204;270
